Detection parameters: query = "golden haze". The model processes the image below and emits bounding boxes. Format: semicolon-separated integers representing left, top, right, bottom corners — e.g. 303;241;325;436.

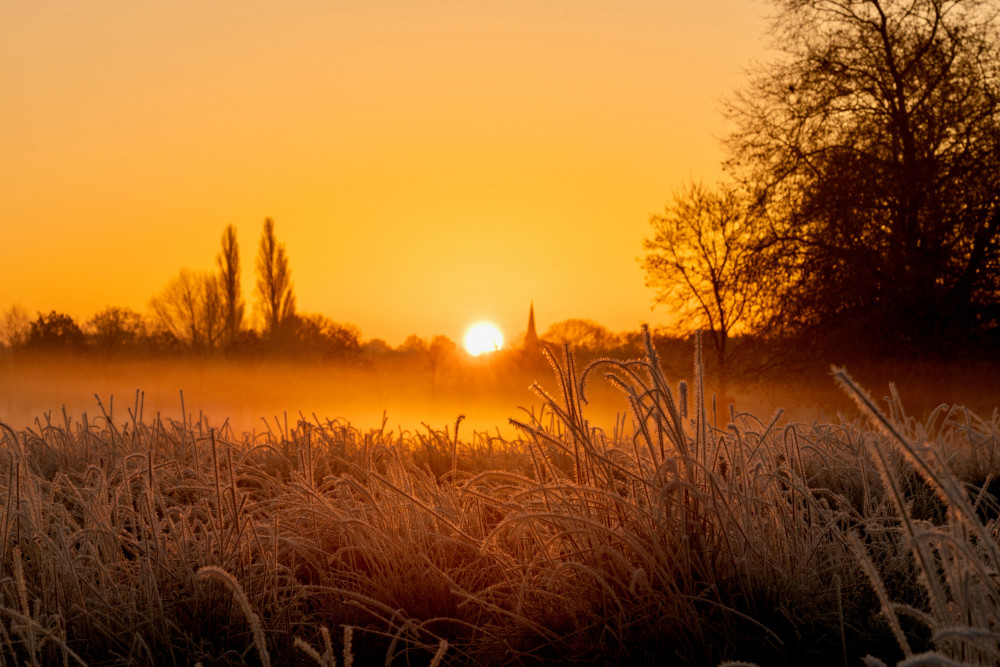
1;1;768;344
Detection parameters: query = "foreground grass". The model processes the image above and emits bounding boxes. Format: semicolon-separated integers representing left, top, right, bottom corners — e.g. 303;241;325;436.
1;329;1000;666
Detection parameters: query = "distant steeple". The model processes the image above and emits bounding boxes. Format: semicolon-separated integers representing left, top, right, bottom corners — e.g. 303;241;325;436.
524;301;539;352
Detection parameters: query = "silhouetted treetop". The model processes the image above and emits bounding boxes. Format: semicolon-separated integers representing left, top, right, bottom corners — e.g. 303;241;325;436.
543;319;620;354
87;307;147;351
217;224;244;348
726;0;1000;351
150;269;225;351
0;305;30;349
255;218;296;344
286;313;361;359
643;182;781;397
27;311;86;349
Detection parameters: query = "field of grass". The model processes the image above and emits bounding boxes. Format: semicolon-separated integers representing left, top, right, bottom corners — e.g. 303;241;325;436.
1;328;1000;666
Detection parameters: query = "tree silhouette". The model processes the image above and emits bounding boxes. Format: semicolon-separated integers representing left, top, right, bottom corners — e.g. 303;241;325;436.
150;269;225;350
728;0;1000;351
286;313;361;359
643;182;777;397
216;224;244;348
542;319;620;355
201;272;224;348
255;218;296;343
426;335;457;394
396;334;457;395
0;305;30;349
87;307;147;352
27;311;86;350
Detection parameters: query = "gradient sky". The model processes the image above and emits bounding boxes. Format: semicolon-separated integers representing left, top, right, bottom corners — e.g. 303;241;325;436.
2;1;770;346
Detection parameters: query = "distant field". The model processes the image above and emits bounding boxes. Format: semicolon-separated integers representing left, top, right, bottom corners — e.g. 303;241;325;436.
3;345;999;437
0;352;547;438
1;337;1000;665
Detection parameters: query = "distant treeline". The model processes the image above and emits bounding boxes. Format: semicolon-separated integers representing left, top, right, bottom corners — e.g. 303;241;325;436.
0;218;688;366
0;300;684;364
0;217;709;365
1;219;355;358
11;0;1000;377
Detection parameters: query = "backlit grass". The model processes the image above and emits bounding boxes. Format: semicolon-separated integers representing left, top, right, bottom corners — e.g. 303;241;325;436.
1;328;999;665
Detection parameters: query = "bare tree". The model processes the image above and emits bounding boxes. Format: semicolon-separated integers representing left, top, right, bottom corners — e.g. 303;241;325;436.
426;335;457;394
0;304;30;349
396;334;457;394
151;269;201;347
727;0;1000;350
255;218;296;342
150;269;225;350
643;182;776;398
216;224;244;347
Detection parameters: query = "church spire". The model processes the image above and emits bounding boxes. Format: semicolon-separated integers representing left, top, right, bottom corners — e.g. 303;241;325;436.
525;301;539;352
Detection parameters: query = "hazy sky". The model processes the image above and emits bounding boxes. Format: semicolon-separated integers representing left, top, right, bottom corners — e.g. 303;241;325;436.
2;1;771;345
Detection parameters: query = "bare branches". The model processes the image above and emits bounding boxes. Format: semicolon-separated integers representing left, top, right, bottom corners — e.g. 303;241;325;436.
726;0;1000;350
642;182;781;391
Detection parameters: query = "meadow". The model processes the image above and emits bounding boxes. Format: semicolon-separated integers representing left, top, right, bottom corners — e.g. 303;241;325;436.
1;329;1000;666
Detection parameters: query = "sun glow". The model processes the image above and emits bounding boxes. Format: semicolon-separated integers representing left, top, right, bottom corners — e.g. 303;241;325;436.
464;322;504;356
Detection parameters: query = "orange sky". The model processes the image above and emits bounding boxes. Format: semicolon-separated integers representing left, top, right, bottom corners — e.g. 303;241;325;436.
1;1;770;346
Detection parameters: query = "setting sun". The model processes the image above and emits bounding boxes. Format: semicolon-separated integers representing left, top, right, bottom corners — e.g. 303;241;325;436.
463;322;504;356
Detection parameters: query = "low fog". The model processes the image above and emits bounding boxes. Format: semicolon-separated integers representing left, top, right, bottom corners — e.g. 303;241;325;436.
7;344;997;446
0;350;654;441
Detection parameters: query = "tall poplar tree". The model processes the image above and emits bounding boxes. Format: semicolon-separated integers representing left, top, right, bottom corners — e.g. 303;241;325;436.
255;218;296;342
216;224;244;347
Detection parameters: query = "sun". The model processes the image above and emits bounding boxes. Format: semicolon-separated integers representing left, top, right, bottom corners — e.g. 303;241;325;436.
464;322;504;356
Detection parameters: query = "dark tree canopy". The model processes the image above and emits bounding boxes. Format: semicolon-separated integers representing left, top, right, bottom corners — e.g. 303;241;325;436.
727;0;1000;351
543;319;620;354
87;307;147;351
286;313;361;359
27;311;86;349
